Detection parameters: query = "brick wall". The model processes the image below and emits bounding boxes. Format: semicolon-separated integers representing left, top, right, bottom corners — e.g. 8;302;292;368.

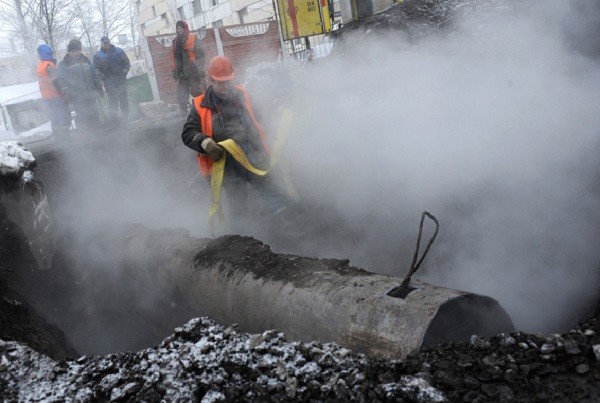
146;21;281;104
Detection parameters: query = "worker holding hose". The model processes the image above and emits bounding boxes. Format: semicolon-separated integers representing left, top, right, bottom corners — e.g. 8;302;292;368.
181;56;288;222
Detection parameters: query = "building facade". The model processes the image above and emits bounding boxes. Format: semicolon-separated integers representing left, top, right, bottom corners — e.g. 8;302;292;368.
134;0;275;37
0;53;36;87
134;0;177;36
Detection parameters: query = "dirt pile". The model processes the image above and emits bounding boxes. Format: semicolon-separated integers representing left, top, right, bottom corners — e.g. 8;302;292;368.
1;301;599;401
402;301;600;401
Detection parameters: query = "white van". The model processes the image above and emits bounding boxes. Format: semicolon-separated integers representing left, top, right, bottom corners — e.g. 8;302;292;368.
0;81;53;143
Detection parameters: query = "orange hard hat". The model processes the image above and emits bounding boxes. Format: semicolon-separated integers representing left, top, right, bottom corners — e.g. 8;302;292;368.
208;56;234;81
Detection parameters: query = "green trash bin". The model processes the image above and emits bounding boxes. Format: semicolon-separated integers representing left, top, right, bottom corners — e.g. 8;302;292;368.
99;73;154;123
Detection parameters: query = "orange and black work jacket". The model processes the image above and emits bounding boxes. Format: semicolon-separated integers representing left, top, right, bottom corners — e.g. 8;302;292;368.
170;34;198;67
181;85;270;177
36;61;61;99
171;20;205;79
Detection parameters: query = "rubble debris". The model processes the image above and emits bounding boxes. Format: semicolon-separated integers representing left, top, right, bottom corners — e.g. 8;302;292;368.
0;301;599;401
0;141;35;177
0;142;55;271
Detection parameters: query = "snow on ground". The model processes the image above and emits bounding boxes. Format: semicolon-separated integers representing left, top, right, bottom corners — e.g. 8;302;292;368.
0;81;53;144
16;120;53;142
0;124;53;143
0;317;445;402
0;81;40;106
0;129;18;141
0;141;35;176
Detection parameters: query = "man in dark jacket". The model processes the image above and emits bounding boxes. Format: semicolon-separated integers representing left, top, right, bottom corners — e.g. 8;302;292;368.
58;39;104;133
181;56;287;222
93;36;130;124
171;20;206;115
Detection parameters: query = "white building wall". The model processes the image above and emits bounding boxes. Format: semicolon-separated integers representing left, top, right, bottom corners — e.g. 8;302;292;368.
134;0;340;35
185;0;234;29
136;0;177;36
136;0;276;32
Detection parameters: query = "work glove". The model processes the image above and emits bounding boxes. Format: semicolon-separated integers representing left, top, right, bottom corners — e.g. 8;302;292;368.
202;138;224;161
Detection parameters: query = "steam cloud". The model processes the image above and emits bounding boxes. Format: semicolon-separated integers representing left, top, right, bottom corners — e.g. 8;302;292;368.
274;0;600;333
44;0;600;354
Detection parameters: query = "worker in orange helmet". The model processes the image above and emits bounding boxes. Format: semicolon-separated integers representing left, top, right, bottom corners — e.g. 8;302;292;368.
181;55;288;221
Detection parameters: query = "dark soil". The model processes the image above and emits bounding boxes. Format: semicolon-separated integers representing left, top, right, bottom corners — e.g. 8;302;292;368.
0;199;77;360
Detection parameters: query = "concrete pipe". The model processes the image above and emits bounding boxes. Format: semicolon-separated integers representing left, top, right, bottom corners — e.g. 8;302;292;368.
122;226;514;360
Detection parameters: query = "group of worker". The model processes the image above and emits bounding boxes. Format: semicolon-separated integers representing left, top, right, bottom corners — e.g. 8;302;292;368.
36;19;289;225
36;37;130;141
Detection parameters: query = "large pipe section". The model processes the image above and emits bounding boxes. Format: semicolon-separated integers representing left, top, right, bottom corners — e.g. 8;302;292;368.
122;225;514;359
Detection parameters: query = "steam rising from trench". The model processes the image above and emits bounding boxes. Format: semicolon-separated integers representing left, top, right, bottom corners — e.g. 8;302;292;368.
44;1;600;354
274;0;600;332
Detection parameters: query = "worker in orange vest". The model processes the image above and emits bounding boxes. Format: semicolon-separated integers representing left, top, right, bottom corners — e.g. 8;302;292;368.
181;56;288;220
36;44;70;143
171;20;206;116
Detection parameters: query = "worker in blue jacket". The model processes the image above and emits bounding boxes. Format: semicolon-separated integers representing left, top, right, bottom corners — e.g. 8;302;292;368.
93;36;131;125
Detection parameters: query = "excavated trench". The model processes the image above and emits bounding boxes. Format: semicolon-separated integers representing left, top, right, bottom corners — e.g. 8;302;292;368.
3;0;600;358
0;117;519;360
2;123;599;402
2;118;204;356
2;2;600;400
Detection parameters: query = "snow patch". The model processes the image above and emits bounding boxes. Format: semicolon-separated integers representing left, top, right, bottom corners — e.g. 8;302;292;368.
0;141;36;176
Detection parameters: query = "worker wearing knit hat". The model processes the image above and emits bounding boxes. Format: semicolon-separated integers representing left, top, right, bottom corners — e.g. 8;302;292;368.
58;38;104;134
67;39;82;52
93;35;131;125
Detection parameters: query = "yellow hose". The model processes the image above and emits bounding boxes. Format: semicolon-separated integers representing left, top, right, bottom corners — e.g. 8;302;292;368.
209;108;297;237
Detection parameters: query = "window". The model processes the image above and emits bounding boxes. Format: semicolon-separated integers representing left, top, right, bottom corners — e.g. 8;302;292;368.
192;0;202;15
238;7;247;24
135;0;141;14
162;13;170;27
178;6;185;19
213;20;223;27
211;0;218;7
152;5;156;17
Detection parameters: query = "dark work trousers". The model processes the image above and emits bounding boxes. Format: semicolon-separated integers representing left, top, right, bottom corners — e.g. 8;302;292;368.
107;84;129;120
222;152;287;219
176;76;203;115
72;99;100;134
44;97;71;143
44;97;70;130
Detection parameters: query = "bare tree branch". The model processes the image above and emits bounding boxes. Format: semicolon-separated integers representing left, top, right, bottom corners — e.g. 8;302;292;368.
1;0;136;56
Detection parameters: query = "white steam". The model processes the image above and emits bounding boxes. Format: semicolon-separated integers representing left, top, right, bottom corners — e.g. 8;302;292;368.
274;0;600;332
42;0;600;347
